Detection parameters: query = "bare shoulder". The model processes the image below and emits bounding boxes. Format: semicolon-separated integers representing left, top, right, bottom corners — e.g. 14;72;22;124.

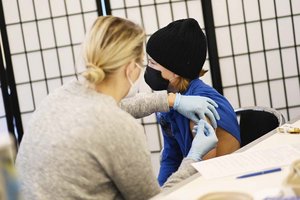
215;127;240;156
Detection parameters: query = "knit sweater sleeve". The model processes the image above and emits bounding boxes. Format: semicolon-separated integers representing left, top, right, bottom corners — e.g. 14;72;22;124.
120;91;170;118
161;158;197;190
95;111;162;200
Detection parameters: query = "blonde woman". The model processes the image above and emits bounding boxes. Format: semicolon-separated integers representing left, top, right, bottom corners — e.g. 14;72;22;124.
144;18;241;185
16;16;218;200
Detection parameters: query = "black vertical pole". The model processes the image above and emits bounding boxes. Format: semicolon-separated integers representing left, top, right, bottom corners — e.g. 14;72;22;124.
0;46;18;149
201;0;223;94
96;0;112;16
0;1;23;146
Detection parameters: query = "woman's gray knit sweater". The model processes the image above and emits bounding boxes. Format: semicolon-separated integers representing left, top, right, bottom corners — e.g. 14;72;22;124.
16;80;197;200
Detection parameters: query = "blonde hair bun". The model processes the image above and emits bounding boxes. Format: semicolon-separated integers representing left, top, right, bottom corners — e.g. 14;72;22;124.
83;63;105;84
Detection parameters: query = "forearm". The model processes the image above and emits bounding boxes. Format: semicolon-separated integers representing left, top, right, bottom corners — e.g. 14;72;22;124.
162;158;197;190
120;91;171;118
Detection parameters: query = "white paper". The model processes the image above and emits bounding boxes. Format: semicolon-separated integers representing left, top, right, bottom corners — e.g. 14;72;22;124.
292;119;300;128
192;145;300;179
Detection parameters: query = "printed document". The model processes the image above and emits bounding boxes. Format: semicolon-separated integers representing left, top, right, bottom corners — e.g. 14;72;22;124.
192;145;300;179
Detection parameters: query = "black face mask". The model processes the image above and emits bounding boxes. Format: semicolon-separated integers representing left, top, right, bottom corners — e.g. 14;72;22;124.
144;66;169;91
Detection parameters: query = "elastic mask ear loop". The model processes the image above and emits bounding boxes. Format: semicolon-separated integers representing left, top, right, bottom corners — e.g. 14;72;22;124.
127;67;134;87
128;63;143;86
128;75;134;86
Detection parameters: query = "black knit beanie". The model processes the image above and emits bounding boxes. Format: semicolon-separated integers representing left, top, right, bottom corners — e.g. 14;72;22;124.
146;18;207;80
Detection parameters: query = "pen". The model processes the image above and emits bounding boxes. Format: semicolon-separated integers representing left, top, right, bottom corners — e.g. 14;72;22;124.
236;168;282;179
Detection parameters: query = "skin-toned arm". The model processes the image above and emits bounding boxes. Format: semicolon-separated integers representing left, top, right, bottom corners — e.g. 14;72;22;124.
189;120;240;159
167;93;176;107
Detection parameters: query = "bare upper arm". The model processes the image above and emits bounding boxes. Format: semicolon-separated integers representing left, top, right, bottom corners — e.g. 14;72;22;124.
189;119;240;160
215;127;240;156
189;120;216;160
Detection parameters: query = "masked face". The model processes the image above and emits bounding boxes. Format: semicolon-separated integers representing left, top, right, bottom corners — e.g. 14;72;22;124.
125;63;143;98
144;66;170;91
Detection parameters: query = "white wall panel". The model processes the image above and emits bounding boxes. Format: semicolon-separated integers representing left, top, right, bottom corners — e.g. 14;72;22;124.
220;57;236;87
11;55;29;84
49;0;66;17
231;25;247;54
275;0;291;17
23;22;40;51
6;25;24;54
16;84;34;112
250;53;267;82
270;80;286;108
212;0;228;26
19;0;35;21
259;0;275;19
246;22;263;52
254;82;271;107
53;17;71;46
156;4;173;28
263;20;279;49
69;15;85;43
278;17;294;48
2;0;19;23
38;20;56;49
292;0;300;14
213;0;300;121
216;27;232;57
282;48;298;77
286;78;300;107
235;55;251;85
141;6;158;34
228;0;244;24
32;81;48;107
172;2;188;20
223;87;239;108
243;0;259;22
65;0;81;14
27;52;44;81
35;0;51;19
239;85;255;107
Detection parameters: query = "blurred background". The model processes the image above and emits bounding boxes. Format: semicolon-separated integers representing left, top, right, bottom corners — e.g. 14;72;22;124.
0;0;300;175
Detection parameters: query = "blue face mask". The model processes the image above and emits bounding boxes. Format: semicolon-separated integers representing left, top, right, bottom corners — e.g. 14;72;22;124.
144;66;169;91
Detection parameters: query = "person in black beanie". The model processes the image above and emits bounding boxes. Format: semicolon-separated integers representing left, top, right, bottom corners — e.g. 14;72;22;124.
144;18;241;186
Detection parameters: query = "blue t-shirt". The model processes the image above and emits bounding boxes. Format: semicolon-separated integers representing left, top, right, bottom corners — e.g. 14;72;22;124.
157;79;240;186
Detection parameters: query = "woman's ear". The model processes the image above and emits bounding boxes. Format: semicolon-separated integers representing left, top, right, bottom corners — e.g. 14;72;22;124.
125;60;136;77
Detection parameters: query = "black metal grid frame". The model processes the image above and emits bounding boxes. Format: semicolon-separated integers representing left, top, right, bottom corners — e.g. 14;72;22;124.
214;0;300;120
0;1;23;147
0;0;100;146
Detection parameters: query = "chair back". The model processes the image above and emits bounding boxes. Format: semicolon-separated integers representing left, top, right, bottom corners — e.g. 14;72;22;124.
235;106;285;147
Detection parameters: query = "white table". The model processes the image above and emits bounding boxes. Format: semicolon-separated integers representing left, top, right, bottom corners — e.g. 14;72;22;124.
152;117;300;200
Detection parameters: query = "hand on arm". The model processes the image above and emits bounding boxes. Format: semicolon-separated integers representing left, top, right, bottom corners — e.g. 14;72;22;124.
187;120;218;161
171;93;220;128
162;120;218;189
189;120;217;160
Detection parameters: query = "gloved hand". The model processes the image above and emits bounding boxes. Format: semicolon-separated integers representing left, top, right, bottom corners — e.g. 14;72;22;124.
173;93;220;128
187;120;218;161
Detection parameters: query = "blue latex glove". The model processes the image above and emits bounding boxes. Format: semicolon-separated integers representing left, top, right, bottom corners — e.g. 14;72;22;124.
187;120;218;161
173;93;220;128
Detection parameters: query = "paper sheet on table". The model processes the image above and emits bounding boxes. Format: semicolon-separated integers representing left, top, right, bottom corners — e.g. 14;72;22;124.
292;119;300;128
192;145;300;179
